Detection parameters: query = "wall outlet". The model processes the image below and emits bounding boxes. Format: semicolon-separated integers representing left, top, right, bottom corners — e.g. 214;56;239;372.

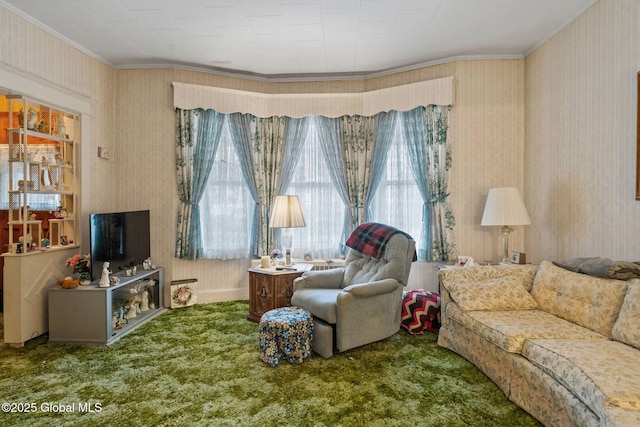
97;146;111;159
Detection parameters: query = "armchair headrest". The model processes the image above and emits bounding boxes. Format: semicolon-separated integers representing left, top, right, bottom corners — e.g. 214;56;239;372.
343;223;417;287
345;222;417;261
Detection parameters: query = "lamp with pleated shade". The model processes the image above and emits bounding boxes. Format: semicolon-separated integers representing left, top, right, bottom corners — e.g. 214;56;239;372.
269;195;306;266
481;187;531;262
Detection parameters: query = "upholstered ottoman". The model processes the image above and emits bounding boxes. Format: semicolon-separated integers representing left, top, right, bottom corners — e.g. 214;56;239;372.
401;290;441;334
259;306;314;367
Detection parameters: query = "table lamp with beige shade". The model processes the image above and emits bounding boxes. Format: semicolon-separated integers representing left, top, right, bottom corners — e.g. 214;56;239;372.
481;187;531;263
269;195;306;266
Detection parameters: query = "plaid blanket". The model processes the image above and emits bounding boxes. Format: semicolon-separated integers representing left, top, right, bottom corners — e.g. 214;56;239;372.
345;222;417;261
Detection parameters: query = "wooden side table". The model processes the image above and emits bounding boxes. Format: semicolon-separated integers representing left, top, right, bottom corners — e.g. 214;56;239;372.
247;267;304;323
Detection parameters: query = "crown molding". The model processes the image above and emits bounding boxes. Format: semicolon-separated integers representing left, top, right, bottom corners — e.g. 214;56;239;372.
116;54;524;83
0;0;116;68
1;0;576;83
524;0;598;57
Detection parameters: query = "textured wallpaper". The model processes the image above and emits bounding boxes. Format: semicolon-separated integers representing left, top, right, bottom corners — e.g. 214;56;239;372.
0;3;528;301
114;60;527;302
525;0;640;264
8;1;636;303
0;7;116;244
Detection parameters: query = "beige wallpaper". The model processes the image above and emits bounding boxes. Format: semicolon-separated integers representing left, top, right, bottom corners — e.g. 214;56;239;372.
112;60;526;302
524;0;640;264
1;4;535;303
0;6;116;244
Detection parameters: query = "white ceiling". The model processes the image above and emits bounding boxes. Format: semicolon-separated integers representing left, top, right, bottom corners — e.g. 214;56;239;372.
2;0;597;81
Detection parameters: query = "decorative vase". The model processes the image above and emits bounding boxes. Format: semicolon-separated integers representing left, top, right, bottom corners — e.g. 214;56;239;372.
79;272;92;285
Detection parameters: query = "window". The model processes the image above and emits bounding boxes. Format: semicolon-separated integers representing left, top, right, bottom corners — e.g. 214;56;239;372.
199;120;253;259
285;121;343;260
197;114;429;260
369;120;424;250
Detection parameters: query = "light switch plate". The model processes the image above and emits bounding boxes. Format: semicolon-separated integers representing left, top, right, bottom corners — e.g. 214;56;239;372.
97;146;111;159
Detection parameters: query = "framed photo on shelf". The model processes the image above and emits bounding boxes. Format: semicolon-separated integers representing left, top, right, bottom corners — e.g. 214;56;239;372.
510;251;526;264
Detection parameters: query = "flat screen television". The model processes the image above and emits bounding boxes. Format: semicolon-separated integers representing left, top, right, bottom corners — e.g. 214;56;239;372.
89;210;151;280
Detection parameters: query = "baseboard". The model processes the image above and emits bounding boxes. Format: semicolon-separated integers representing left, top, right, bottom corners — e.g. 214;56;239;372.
195;287;249;304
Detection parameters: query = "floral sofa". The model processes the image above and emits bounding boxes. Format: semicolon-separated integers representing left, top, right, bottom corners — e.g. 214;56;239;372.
437;261;640;427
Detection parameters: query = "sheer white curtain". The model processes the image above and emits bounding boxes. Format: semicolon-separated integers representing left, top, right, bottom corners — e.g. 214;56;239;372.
285;121;343;260
287;118;423;260
200;121;253;259
369;120;423;247
188;109;445;261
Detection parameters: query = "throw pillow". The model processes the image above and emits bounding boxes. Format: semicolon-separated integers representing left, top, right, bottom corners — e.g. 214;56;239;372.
612;279;640;350
447;276;537;311
531;261;628;339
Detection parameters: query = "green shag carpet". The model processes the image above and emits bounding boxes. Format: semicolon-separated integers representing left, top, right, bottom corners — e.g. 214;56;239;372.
0;301;541;426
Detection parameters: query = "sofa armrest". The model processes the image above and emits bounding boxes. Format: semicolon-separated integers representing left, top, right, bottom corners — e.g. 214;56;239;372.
342;278;399;297
292;267;345;291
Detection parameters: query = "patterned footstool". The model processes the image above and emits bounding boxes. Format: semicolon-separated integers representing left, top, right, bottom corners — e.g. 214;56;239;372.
259;306;314;367
401;290;441;334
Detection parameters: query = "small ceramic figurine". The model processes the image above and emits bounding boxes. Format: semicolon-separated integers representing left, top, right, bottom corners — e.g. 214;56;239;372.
27;107;37;129
40;156;51;186
140;290;150;312
99;261;111;288
55;116;66;138
125;299;138;319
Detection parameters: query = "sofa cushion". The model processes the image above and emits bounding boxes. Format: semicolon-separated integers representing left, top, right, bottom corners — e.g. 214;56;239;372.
602;406;640;427
446;276;537;311
445;303;606;353
612;279;640;350
530;261;628;338
522;339;640;415
439;264;538;291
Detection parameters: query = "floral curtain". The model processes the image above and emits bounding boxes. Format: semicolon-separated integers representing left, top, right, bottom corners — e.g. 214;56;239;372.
175;108;225;259
401;105;456;261
228;114;309;257
342;115;376;232
251;115;287;255
175;105;454;261
316;114;394;252
272;116;311;252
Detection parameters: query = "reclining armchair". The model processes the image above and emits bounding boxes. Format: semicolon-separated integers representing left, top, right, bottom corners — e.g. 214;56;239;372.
291;222;416;357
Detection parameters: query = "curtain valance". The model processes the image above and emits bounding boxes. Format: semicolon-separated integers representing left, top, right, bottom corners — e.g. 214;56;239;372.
171;77;454;118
